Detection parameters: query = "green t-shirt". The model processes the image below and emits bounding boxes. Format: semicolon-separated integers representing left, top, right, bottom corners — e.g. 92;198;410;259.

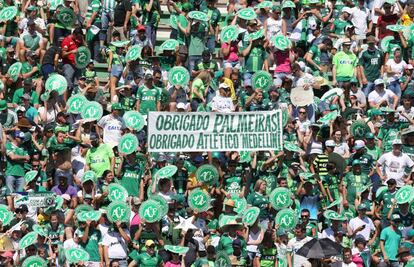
119;161;143;197
5;142;28;177
205;7;221;32
85;0;102;23
45;224;64;243
378;123;407;152
376;189;397;218
359;49;383;82
244;46;267;73
191;78;206;100
137;85;160;115
343;172;370;203
247;191;269;219
85;144;114;177
189;23;207;56
130;251;162;267
218;235;247;257
79;229;102;262
380;226;401;261
366;145;382;162
333;51;357;81
224;174;243;195
331;18;351;36
258;246;277;267
308;45;321;71
12;88;39;107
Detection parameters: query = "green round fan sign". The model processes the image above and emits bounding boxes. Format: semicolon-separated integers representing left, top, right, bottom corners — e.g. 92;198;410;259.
220;25;239;43
395;185;414;204
164;245;189;255
24;170;38;184
7;62;22;82
188;11;209;21
0;205;13;226
0;6;18;22
45;74;67;95
168;66;190;86
242;207;260;226
33;225;47;237
237;7;257;20
156;165;178;179
150;194;169;217
160;39;179;51
107;201;131;223
230;194;247;214
139;199;162;222
65;247;90;264
19;232;38;250
188;188;211;212
81;101;103;121
275;209;297;230
270;187;293;210
67;94;87;114
271;35;292;50
77;210;102;222
75;46;92;69
22;256;47;267
252;70;272;91
57;7;76;28
108;183;129;202
196;164;219;184
123;110;145;131
215;251;232;267
118;133;139;155
126;45;143;61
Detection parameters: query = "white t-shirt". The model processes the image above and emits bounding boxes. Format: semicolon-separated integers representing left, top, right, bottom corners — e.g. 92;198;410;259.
396;105;414;122
368;89;396;106
334;142;350;157
320;227;335;241
102;230;130;259
293;73;315;88
211;95;235;113
377;151;414;186
287;236;313;267
348;216;375;241
97;114;124;147
385;59;407;82
351;6;371;36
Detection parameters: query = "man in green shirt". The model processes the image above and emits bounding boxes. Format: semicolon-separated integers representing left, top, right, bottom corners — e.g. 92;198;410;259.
77;220;104;265
359;35;384;96
329;7;352;38
204;0;221;53
332;38;357;86
376;178;398;227
380;213;402;266
305;38;333;72
241;34;269;84
12;78;40;108
85;0;103;60
118;152;143;197
342;160;370;206
85;134;115;177
5;131;30;192
136;71;161;115
129;240;163;267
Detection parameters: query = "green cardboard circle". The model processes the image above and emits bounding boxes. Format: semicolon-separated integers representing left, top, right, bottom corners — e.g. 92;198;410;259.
270;187;293;210
0;204;13;226
67;94;87;114
24;170;38;184
237;7;257;20
0;6;17;22
160;39;179;51
395;185;414;204
77;210;102;222
196;164;219;185
33;225;47;237
255;1;273;8
118;133;139;155
282;0;296;8
170;15;178;29
318;110;339;124
7;62;22;82
45;74;67;95
75;46;91;69
188;188;211;212
81;101;103;121
168;66;190;86
75;204;94;214
249;29;264;41
230;194;247;214
156;165;178;179
380;36;394;51
149;194;169;217
215;251;232;267
350;120;371;139
110;40;130;48
19;232;38;250
242;206;260;226
22;256;47;267
56;7;76;28
164;245;189;255
220;25;239;43
252;70;272;91
275;209;297;230
123;110;145;131
326;196;342;209
108;183;129;202
188;11;209;22
271;35;292;50
126;45;143;61
323;210;347;221
284;142;302;152
82;170;98;184
107;201;131;223
282;109;289;126
139;199;162;222
65;247;90;264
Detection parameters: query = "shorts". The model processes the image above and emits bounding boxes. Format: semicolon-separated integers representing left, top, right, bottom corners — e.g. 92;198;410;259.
223;61;241;69
110;64;123;78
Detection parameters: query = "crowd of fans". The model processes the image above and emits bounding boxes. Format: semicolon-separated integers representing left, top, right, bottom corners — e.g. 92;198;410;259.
0;0;414;266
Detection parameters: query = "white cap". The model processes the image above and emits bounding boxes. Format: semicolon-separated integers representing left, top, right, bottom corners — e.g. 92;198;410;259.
274;78;283;87
219;83;230;89
392;139;403;145
342;7;352;14
405;64;414;70
176;102;187;110
325;140;336;147
354;140;365;149
16;106;26;112
374;78;385;86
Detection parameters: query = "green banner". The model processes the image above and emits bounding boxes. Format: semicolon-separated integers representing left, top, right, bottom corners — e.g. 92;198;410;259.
148;111;283;152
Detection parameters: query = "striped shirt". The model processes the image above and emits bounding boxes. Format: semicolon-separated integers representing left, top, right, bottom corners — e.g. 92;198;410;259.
85;0;102;23
103;0;116;13
313;153;329;176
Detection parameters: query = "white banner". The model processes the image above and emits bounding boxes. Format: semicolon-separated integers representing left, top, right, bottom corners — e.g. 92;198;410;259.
148;111;283;152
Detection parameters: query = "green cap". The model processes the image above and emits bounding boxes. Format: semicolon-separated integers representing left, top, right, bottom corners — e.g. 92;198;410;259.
112;103;123;110
0;100;7;111
357;203;368;210
350;77;358;84
352;159;361;166
182;2;193;12
365;132;375;139
272;5;281;11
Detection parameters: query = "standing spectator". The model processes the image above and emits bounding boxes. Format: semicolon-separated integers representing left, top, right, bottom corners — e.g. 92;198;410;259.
380;214;402;267
5;131;29;192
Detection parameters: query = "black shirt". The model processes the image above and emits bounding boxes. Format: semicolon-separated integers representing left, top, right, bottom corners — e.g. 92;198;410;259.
114;0;132;26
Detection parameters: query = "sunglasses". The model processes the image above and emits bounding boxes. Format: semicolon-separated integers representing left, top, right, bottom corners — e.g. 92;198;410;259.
301;215;309;218
299;111;307;114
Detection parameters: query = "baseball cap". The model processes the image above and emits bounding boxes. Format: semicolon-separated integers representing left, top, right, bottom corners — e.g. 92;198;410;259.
352;159;361;166
366;35;376;44
137;25;146;32
14;131;25;139
357;203;368;210
392;139;403;145
391;213;401;221
342;7;352;14
111;103;123;110
405;64;414;70
325;140;335;147
354;140;365;150
0;251;13;258
232;239;242;248
24;78;33;85
345;25;355;31
145;240;155;247
132;197;141;206
365;133;375;139
144;70;153;79
16;204;29;213
374;78;385;86
272;5;281;12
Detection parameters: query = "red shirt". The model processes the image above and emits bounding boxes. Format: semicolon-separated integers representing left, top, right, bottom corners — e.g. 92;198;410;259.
377;14;399;40
61;35;80;65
